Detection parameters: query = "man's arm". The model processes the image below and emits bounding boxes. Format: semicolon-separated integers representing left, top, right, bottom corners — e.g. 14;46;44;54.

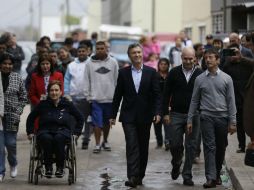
64;67;71;95
111;70;124;120
162;70;173;115
187;77;201;124
226;77;237;125
83;63;91;100
151;71;162;123
0;73;3;117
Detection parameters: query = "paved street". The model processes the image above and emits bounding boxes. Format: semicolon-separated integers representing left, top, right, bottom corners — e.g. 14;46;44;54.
1;105;233;190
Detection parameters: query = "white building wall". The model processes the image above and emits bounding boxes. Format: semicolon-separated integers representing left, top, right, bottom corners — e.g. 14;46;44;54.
182;0;212;43
87;0;101;37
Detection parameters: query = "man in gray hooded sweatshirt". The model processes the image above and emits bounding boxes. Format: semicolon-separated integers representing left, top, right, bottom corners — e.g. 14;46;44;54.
84;41;118;153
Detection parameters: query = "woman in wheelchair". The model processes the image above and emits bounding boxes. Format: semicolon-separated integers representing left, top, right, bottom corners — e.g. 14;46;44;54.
26;80;84;178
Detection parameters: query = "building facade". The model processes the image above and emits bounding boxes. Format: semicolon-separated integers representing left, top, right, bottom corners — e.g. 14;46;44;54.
182;0;211;44
211;0;254;33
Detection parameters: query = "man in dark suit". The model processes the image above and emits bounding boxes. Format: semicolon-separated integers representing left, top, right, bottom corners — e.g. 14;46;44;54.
110;43;161;188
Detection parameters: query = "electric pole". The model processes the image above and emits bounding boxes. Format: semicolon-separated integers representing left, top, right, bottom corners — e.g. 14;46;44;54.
66;0;70;34
29;0;34;40
38;0;42;38
151;0;155;32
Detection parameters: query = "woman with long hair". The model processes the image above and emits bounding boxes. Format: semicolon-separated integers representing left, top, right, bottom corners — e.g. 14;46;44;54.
29;55;64;107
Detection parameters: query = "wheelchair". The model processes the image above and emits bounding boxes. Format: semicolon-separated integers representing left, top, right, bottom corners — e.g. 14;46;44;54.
28;134;77;185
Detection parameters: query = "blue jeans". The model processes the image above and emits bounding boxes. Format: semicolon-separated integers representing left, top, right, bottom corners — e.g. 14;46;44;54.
0;130;17;175
168;112;200;180
200;114;228;181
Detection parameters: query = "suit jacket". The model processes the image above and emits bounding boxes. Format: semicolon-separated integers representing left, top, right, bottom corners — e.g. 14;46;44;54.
29;71;64;106
111;65;161;124
241;45;254;58
0;72;4;117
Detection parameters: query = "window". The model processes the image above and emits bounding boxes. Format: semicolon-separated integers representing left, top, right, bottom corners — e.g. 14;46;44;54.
212;13;223;33
185;27;192;40
199;26;206;44
247;14;254;30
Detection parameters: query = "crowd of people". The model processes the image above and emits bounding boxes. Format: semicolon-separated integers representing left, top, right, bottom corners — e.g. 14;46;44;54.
0;29;253;190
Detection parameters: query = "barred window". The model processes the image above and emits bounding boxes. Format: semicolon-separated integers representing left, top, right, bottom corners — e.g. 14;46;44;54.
199;26;206;44
212;14;223;33
185;27;192;40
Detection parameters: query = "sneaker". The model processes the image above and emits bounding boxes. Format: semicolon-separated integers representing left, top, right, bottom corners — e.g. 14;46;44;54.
0;174;4;182
55;168;64;178
236;148;245;153
45;167;53;178
183;179;194;186
10;166;17;178
155;144;162;149
82;142;89;150
93;145;101;153
101;142;111;151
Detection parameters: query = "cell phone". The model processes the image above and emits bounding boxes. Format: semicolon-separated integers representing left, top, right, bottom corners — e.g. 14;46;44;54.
222;49;236;57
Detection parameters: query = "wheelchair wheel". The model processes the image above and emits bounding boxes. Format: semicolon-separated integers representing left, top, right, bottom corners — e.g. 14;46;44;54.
28;137;36;183
68;136;77;185
71;136;77;183
34;172;38;185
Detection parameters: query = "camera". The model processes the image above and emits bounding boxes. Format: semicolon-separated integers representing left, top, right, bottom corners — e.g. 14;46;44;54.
222;49;236;57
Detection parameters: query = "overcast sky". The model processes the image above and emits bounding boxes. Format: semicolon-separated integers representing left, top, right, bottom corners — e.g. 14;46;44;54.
0;0;89;29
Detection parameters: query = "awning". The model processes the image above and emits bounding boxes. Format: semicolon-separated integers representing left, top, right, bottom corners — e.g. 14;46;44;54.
233;2;254;8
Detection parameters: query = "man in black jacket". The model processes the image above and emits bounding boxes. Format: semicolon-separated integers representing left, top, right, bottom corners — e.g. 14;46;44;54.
110;43;161;188
163;47;203;186
222;42;254;153
3;33;25;74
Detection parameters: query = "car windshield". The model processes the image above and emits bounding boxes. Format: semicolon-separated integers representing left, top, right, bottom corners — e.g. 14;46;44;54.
109;39;137;54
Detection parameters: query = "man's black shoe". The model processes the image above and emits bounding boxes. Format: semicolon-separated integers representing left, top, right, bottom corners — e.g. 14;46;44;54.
136;177;143;185
55;168;64;178
216;177;222;185
171;165;180;180
165;143;170;151
183;179;194;186
45;167;53;178
82;142;88;150
203;180;216;188
125;177;138;188
236;148;245;153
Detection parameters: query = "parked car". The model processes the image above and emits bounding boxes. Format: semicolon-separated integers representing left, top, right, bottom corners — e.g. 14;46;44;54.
108;38;138;68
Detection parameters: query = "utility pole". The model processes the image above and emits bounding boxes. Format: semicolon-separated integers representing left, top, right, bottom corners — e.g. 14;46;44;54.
223;0;227;33
29;0;34;40
151;0;155;32
60;4;65;39
38;0;42;38
66;0;70;34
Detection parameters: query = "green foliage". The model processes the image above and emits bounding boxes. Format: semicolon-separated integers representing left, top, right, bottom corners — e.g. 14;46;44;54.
66;15;80;25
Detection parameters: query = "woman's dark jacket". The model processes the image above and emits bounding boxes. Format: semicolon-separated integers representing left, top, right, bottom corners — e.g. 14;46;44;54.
26;97;84;137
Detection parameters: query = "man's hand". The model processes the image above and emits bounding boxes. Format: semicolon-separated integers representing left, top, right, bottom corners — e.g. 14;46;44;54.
109;119;116;127
230;48;242;62
163;115;171;125
153;115;161;124
27;134;34;140
228;124;237;135
186;123;192;135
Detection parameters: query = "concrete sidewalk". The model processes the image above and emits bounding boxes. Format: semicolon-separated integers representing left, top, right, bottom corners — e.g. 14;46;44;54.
226;135;254;190
17;105;254;189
